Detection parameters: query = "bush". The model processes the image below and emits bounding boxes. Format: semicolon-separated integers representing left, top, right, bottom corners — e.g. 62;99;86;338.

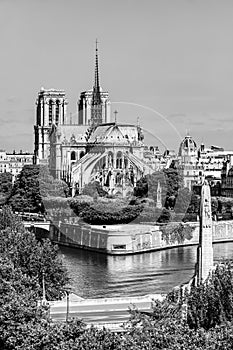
160;222;194;244
81;203;143;225
82;181;108;197
183;213;198;222
69;195;93;216
157;208;171;223
187;262;233;330
43;196;70;209
133;206;162;223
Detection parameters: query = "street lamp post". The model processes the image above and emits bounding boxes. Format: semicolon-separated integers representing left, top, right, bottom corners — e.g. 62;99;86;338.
42;271;47;305
66;291;70;322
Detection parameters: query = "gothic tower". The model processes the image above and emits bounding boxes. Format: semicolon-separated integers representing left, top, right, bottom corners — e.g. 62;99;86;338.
77;41;111;126
34;88;68;164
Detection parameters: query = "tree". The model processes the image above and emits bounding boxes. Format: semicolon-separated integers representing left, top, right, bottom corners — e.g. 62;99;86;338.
39;165;69;198
211;197;218;216
7;165;43;213
0;205;23;231
187;262;233;330
0;172;13;207
187;194;200;214
0;221;69;300
0;256;42;350
163;168;184;199
0;172;13;195
82;181;108;198
134;169;184;210
7;165;68;213
134;176;148;198
174;187;192;214
0;209;69;349
157;208;171;223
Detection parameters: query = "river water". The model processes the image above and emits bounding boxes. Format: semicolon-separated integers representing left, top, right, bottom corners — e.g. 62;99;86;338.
59;242;233;299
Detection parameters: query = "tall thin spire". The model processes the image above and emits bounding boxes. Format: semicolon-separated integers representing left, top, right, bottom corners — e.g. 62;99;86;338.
91;39;102;127
94;39;100;90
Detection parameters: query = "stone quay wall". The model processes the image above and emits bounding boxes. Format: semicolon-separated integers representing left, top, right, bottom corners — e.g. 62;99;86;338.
46;220;233;255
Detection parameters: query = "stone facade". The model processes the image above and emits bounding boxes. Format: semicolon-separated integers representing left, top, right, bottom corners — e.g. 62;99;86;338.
42;219;233;255
78;90;110;126
221;155;233;197
71;122;155;196
34;45;159;195
176;134;204;190
34;88;68;163
0;150;33;181
175;134;233;190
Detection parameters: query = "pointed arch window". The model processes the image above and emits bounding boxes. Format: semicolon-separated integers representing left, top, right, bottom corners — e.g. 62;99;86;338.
49;100;53;126
80;151;85;159
55;100;60;125
71;151;76;161
116;151;122;169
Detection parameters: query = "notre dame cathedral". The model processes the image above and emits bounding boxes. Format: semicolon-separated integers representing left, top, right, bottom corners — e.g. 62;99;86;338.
34;42;159;196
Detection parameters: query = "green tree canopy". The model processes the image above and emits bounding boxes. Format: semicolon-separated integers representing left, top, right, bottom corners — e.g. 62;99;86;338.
7;165;68;213
134;169;184;210
0;172;13;207
0;205;23;231
81;181;108;198
0;171;13;195
0;206;70;349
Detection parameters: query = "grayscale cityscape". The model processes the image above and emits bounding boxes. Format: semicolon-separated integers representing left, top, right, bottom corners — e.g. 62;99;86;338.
1;0;233;348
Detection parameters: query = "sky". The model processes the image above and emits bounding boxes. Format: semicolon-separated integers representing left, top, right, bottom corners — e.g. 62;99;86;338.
0;0;233;153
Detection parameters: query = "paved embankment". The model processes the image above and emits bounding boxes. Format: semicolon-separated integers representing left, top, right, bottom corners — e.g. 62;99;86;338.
49;293;165;328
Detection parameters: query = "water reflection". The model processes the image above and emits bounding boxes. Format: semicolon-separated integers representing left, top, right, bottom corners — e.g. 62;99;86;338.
59;242;233;298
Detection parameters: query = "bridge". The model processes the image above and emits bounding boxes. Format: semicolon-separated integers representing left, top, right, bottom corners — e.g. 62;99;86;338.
23;220;51;233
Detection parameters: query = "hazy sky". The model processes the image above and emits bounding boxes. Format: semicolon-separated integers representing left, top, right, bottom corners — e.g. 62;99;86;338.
1;0;233;152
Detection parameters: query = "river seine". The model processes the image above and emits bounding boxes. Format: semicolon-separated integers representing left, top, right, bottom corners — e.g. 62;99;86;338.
59;242;233;299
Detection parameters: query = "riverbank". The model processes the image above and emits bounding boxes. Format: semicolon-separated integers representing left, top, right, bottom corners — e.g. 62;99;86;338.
38;220;233;255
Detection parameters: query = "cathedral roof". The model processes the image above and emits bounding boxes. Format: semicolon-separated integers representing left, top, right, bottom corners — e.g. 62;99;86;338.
57;125;89;143
88;123;140;145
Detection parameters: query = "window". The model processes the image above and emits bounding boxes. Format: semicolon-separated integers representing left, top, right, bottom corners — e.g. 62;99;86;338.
49;100;53;126
112;245;126;250
55;100;59;125
71;151;76;161
80;151;85;159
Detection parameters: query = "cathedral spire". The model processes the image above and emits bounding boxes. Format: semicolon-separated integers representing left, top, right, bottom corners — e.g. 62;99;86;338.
94;39;100;90
91;39;103;127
